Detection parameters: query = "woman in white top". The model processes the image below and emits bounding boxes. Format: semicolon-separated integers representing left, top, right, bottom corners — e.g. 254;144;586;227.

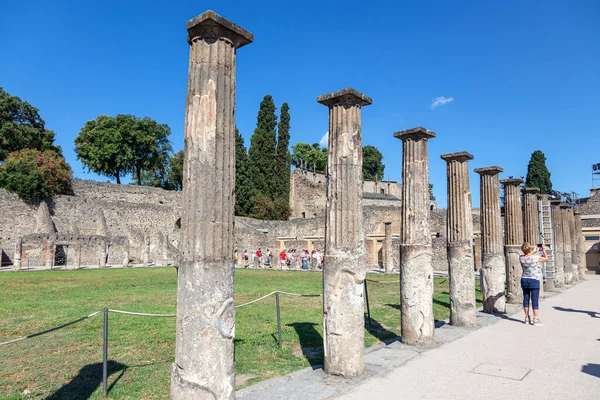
519;242;548;325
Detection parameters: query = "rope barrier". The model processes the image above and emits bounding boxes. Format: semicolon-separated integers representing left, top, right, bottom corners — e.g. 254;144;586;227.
235;291;278;308
278;291;322;297
108;309;176;317
0;289;330;346
0;310;104;346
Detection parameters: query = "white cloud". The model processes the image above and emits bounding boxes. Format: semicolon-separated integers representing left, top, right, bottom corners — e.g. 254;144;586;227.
431;96;454;109
319;131;329;148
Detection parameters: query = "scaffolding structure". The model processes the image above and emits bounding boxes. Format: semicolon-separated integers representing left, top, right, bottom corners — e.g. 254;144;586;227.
593;162;600;190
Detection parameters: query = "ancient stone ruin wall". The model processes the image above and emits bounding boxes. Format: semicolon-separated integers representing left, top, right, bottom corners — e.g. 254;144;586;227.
289;169;403;219
0;180;180;266
1;177;483;272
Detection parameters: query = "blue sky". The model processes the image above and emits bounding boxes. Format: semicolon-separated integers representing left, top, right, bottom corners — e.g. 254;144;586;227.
2;0;599;207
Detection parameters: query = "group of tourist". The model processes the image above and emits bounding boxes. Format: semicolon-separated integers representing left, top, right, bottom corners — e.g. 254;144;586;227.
234;247;324;270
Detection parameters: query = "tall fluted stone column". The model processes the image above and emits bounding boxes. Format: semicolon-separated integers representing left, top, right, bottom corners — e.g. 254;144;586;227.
568;208;579;283
501;178;524;304
523;187;544;297
383;221;393;273
395;127;436;345
475;167;506;313
171;11;253;400
551;200;565;287
574;211;586;280
523;187;540;245
561;204;573;285
441;152;476;327
318;88;371;377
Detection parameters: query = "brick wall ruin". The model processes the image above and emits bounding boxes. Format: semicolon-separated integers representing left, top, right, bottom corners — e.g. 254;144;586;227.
0;173;481;271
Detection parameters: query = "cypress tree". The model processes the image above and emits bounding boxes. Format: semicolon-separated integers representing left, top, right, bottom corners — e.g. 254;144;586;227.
234;128;252;216
274;102;291;218
525;150;552;194
247;95;278;213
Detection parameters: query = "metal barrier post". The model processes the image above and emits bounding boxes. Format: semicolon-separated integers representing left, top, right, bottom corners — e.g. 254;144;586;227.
364;280;371;326
275;291;282;348
102;308;108;398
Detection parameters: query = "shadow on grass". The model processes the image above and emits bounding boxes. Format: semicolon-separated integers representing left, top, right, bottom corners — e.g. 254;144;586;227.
553;306;599;318
433;297;450;308
365;316;398;343
287;322;323;369
47;360;127;400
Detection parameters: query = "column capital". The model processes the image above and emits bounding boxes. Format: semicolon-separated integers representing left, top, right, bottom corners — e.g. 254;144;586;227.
574;210;581;215
474;166;503;175
186;10;254;48
440;151;473;163
317;88;372;108
383;221;392;225
500;178;523;187
523;186;540;194
559;203;570;209
394;127;436;141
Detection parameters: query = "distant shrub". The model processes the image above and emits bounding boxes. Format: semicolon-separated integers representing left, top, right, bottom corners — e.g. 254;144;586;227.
0;149;72;201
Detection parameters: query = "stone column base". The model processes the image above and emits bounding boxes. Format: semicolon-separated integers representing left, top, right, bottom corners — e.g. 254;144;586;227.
481;252;506;313
448;241;476;327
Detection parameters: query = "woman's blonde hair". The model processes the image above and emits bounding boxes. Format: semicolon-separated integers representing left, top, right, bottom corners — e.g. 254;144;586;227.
521;242;532;255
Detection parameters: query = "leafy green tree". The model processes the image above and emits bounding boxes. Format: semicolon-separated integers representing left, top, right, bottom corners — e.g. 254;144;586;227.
141;150;183;191
429;183;436;201
274;102;291;216
127;117;172;185
363;145;385;181
0;87;61;161
247;95;278;206
525;150;552;194
0;149;72;201
291;142;327;172
75;114;172;184
235;128;253;216
168;150;184;191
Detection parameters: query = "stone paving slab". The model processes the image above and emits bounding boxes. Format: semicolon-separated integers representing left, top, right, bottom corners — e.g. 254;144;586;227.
238;278;600;400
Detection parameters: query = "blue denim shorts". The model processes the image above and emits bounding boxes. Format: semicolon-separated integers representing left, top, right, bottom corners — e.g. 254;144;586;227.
521;277;540;290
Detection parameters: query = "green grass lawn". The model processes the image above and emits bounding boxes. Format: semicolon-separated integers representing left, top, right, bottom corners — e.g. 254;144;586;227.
0;268;482;399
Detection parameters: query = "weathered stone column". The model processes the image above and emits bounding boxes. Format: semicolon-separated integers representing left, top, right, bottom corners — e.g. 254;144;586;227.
318;88;371;377
395;127;435;345
574;211;586;280
474;167;506;313
539;194;554;292
74;244;81;270
551;200;565;287
383;221;393;273
171;10;253;400
501;178;524;304
561;204;573;285
523;187;540;245
46;240;54;270
123;239;130;268
143;235;150;267
99;241;107;269
568;208;579;283
441;152;476;327
14;239;22;270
